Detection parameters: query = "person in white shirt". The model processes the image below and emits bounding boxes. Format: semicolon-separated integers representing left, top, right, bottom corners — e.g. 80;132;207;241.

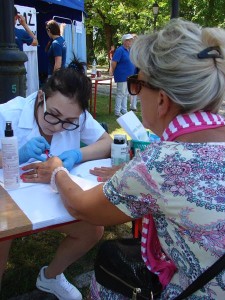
0;59;112;300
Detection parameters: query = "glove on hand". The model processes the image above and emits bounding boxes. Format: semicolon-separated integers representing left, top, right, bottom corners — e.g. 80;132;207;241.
19;136;50;164
58;149;82;171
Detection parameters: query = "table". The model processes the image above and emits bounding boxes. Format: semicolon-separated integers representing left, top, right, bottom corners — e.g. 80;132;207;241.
0;159;111;241
90;76;113;119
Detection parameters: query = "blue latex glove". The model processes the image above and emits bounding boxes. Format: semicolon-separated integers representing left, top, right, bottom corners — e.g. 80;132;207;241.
58;149;83;171
19;136;50;164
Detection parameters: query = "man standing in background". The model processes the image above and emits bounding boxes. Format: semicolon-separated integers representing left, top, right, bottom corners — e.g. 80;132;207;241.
109;34;135;117
14;6;38;51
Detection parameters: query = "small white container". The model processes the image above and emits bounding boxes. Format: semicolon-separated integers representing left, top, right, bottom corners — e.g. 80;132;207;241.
91;59;97;76
111;134;129;166
1;121;20;190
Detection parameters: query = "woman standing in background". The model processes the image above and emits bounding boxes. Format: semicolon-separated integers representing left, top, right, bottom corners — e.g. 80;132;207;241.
108;44;115;71
45;20;67;76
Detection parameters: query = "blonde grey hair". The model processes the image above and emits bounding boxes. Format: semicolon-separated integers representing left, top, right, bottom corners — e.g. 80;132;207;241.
130;19;225;113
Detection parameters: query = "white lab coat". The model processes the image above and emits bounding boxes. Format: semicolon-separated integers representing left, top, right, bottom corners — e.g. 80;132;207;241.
0;92;105;155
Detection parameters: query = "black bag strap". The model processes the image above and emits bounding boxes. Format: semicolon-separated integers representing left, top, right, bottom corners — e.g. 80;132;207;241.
174;253;225;300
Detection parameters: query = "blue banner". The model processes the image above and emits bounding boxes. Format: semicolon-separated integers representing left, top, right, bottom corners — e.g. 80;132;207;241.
41;0;84;12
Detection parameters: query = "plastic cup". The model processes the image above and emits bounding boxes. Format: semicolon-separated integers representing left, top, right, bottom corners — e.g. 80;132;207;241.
97;71;102;77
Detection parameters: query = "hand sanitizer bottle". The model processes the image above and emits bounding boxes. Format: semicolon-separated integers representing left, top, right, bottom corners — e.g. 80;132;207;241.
1;121;20;189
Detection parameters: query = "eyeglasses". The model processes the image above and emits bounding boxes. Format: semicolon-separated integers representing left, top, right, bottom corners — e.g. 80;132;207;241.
43;93;79;131
127;74;158;95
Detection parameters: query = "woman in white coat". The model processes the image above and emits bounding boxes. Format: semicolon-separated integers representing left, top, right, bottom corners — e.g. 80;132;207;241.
0;59;112;300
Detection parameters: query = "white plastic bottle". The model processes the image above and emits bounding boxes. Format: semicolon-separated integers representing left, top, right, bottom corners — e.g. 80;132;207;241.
1;121;20;189
111;134;129;166
91;59;97;77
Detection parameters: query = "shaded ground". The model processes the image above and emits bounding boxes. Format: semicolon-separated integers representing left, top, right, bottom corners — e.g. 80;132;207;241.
2;224;133;300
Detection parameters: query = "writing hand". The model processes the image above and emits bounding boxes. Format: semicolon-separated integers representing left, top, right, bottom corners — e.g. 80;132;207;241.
58;149;82;171
19;136;50;164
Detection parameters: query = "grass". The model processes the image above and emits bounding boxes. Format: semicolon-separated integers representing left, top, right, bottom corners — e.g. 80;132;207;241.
1;94;142;300
94;95;142;138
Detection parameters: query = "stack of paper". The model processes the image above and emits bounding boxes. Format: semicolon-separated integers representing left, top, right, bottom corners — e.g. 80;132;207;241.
117;111;149;141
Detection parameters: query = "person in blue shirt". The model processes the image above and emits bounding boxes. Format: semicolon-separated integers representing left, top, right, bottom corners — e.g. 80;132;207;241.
45;20;67;76
109;34;135;117
14;7;38;51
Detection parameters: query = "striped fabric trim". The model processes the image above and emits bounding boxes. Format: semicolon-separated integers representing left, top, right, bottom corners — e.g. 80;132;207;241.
141;111;225;287
141;217;153;271
161;112;225;141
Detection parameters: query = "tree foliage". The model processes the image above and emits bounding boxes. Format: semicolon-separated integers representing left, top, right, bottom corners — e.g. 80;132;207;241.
85;0;225;64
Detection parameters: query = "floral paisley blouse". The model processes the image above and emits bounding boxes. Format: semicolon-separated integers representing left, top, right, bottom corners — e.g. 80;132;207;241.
103;141;225;299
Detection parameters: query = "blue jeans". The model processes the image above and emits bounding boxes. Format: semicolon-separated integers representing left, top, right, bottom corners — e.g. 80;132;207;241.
115;82;128;115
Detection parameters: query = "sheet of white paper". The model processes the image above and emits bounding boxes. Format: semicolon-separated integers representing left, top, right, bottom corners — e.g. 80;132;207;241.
8;183;74;230
2;159;112;230
8;175;100;230
70;158;112;182
117;111;149;141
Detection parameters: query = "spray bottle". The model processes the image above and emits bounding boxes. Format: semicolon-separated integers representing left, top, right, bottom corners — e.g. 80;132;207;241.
1;121;20;189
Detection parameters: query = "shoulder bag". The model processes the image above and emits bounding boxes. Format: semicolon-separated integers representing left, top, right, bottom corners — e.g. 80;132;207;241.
95;238;225;300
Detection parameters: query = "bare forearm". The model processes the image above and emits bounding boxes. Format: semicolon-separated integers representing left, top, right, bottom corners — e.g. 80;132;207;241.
55;171;131;225
21;157;132;226
54;57;62;71
55;170;84;217
17;14;38;46
22;24;38;46
109;61;117;75
81;134;112;162
23;23;35;38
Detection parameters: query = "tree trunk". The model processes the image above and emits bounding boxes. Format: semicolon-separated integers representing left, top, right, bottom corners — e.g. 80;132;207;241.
86;29;94;66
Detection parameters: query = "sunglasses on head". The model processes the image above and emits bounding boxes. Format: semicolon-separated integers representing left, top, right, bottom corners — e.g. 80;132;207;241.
127;74;158;95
